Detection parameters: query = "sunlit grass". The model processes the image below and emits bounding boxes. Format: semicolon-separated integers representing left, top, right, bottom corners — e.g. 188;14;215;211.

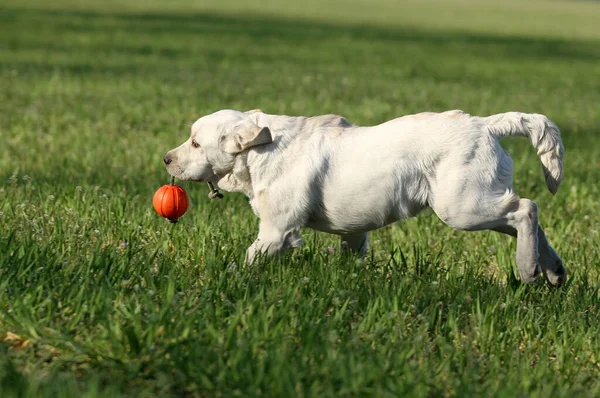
1;0;600;396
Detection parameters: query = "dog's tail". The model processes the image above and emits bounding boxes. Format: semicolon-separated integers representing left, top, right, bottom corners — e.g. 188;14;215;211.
485;112;564;195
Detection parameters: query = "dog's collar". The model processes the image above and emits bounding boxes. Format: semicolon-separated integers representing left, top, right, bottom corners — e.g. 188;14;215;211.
207;182;223;199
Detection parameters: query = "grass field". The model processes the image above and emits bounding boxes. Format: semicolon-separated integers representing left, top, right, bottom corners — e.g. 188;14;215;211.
1;0;600;396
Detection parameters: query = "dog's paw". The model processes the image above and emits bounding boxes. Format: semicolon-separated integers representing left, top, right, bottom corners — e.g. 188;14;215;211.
544;260;567;287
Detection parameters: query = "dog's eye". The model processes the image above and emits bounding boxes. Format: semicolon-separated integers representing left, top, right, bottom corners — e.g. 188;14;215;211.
191;139;200;148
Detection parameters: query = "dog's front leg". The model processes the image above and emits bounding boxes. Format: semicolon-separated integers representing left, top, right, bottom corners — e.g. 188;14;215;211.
245;237;280;265
245;222;302;264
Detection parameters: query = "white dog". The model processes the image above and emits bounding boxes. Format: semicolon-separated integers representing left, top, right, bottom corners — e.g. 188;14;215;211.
164;109;566;285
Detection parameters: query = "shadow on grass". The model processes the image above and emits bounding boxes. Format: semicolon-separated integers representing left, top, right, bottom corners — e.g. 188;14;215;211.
0;6;599;73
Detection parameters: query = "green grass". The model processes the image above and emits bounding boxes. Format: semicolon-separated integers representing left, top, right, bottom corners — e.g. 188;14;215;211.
1;0;600;396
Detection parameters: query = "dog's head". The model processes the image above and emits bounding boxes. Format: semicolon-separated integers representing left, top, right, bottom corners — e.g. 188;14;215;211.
163;110;272;182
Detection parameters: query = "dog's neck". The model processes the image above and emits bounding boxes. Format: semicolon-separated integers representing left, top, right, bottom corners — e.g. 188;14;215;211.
247;114;299;190
215;153;254;197
216;112;294;198
218;111;338;201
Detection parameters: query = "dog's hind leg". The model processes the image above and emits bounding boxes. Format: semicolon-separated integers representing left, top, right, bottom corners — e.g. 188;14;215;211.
340;232;369;258
434;192;542;284
493;225;566;286
536;227;566;285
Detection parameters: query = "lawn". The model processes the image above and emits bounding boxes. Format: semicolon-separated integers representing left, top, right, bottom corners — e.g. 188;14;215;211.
1;0;600;396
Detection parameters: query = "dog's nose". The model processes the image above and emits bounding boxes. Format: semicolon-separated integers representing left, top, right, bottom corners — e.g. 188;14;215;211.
163;155;172;165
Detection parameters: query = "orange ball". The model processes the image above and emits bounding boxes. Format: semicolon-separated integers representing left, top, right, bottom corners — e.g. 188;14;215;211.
153;184;189;223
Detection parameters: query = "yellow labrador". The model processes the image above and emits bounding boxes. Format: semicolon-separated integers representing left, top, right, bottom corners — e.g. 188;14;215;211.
164;109;565;285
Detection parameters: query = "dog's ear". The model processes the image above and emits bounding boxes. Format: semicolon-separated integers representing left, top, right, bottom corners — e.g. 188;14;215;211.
220;124;272;154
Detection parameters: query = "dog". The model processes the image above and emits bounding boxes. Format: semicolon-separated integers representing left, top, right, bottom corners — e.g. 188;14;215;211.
164;109;566;285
